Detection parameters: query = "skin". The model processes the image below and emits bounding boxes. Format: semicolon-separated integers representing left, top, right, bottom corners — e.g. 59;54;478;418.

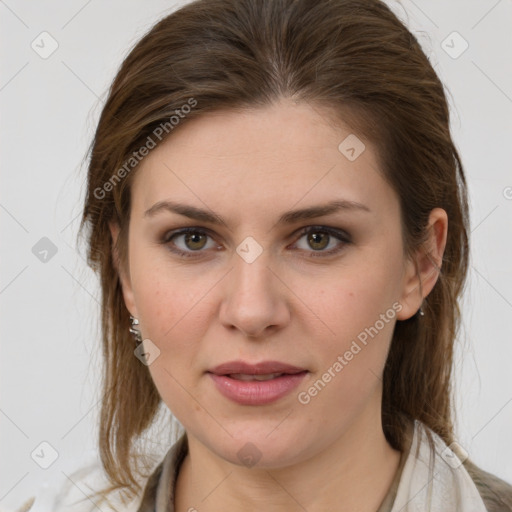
110;97;448;512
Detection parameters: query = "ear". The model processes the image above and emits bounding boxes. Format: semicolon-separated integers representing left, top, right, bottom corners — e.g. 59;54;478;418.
109;221;138;318
395;208;448;321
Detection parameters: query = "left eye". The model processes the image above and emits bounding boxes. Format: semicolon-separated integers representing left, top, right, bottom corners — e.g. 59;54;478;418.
292;226;351;257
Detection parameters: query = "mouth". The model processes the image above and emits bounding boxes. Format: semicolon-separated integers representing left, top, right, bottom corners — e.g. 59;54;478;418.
208;359;307;376
207;360;308;405
226;372;297;381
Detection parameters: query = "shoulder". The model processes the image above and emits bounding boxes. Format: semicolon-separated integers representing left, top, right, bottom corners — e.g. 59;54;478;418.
464;459;512;512
10;460;142;512
13;433;188;512
409;420;512;511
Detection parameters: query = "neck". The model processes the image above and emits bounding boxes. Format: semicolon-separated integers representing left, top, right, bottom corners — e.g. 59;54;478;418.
174;391;401;512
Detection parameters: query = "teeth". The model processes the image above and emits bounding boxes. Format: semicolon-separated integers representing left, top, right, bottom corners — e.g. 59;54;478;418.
229;373;283;381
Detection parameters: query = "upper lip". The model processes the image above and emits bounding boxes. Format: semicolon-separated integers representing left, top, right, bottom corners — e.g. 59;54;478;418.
208;360;307;375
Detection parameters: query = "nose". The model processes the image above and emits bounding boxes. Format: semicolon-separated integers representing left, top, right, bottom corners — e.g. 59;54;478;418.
219;250;290;339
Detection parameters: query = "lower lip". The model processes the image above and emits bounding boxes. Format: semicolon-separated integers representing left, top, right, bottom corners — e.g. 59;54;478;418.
208;372;308;405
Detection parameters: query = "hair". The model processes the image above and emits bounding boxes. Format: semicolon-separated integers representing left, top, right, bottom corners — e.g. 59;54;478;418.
79;0;472;503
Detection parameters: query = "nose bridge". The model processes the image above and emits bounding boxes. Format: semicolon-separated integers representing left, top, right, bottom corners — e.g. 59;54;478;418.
233;242;272;294
219;239;289;337
232;236;278;302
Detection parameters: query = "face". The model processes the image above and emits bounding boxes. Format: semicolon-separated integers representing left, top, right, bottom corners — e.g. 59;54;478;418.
112;98;426;469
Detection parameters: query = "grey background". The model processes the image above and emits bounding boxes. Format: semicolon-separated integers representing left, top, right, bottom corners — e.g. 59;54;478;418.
1;1;511;510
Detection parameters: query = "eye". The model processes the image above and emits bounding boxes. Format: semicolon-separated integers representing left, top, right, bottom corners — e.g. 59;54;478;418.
160;225;351;259
291;226;351;257
162;228;219;258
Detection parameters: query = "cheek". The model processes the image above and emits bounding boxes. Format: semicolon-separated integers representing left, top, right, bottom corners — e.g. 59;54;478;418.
130;259;179;343
133;269;206;415
297;266;401;411
307;266;400;346
131;259;217;376
136;280;195;346
298;281;398;415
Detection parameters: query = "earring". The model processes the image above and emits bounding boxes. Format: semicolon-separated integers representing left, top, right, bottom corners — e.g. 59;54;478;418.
129;315;143;343
418;306;425;317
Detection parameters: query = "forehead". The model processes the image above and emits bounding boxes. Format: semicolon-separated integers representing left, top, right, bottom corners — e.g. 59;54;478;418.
130;99;398;224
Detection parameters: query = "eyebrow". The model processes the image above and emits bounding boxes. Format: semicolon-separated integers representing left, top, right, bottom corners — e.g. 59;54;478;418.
144;200;370;226
144;199;370;226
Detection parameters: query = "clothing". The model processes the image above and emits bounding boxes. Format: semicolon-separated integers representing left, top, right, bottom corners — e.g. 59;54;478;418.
375;422;411;512
12;420;512;512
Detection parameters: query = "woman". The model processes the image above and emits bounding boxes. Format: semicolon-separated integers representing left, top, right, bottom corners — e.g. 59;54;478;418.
16;0;512;510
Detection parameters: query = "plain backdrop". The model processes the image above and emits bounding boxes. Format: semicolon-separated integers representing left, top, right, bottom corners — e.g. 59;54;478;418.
1;1;511;510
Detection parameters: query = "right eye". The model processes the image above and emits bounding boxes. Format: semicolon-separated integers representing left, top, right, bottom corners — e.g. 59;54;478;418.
161;228;220;258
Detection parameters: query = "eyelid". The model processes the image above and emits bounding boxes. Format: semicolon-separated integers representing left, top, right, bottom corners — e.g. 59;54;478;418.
293;225;351;243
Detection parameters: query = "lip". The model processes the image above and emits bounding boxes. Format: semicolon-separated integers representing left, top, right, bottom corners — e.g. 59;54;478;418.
208;360;306;375
207;360;308;405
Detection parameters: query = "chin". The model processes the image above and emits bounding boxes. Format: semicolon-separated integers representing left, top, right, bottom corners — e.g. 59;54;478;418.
205;424;312;470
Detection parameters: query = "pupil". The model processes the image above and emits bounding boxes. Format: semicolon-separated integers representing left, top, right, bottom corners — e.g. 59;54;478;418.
187;233;205;250
310;232;328;250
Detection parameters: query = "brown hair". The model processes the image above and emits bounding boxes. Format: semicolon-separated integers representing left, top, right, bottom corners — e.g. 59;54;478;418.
79;0;470;502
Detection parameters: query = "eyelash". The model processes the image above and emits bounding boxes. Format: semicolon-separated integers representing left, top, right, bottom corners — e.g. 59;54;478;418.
160;226;352;260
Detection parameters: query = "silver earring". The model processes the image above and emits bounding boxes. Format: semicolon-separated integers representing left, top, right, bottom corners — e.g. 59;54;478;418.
129;315;143;343
418;306;425;317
